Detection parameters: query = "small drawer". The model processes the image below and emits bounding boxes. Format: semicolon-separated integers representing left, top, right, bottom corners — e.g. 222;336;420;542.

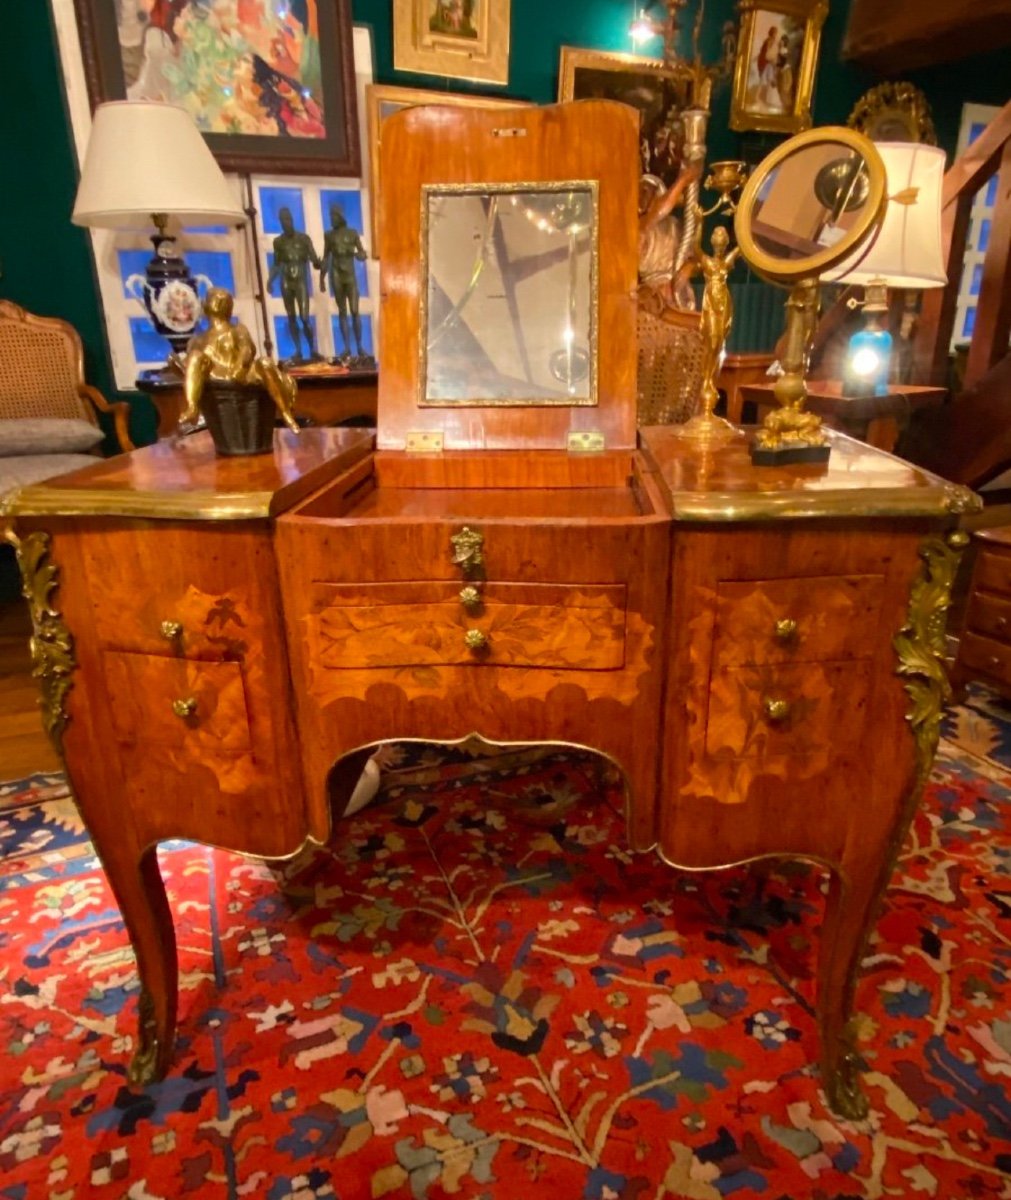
965;591;1011;643
308;580;627;671
92;587;256;661
713;575;884;670
706;660;872;761
958;631;1011;686
102;652;252;752
975;551;1011;600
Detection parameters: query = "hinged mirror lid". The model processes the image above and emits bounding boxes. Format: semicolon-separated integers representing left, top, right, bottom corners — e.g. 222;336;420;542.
377;101;639;453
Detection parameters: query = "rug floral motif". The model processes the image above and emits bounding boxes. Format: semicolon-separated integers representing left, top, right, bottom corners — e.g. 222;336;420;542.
1;694;1011;1200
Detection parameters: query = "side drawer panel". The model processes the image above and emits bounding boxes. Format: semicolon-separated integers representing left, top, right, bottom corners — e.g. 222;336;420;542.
713;575;884;669
965;590;1011;643
103;651;252;753
706;660;872;761
975;550;1011;600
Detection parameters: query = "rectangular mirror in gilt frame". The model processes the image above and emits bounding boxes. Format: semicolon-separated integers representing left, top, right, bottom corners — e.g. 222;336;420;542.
376;102;639;452
420;183;599;407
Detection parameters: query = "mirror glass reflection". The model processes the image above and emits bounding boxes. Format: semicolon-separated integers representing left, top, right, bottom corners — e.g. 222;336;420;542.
422;186;596;406
750;143;874;265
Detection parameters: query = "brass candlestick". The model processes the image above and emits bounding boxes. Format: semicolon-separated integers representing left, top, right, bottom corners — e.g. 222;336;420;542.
675;160;748;444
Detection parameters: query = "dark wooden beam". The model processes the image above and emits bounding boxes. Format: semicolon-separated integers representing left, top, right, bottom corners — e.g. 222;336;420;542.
843;0;1011;72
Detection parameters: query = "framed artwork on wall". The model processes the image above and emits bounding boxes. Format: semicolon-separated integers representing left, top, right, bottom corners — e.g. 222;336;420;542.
557;48;705;190
730;0;828;135
848;82;937;145
72;0;360;176
393;0;511;86
365;84;528;256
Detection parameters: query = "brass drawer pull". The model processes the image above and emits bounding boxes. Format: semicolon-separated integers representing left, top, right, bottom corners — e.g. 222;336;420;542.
160;620;183;641
773;618;798;644
172;696;198;719
464;629;489;653
459;585;483;611
450;527;484;575
762;696;791;723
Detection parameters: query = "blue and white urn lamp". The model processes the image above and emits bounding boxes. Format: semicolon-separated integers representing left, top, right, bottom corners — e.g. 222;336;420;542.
72;101;244;362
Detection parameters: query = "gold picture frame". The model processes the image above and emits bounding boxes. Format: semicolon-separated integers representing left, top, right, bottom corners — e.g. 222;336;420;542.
393;0;511;86
365;84;529;257
730;0;828;135
847;81;938;145
558;47;706;189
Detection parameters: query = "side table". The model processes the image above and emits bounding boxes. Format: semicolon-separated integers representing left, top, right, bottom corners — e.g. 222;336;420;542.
137;366;378;438
952;525;1011;700
737;381;947;454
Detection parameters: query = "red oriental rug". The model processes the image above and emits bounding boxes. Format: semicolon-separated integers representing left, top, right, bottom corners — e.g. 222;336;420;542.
1;690;1011;1200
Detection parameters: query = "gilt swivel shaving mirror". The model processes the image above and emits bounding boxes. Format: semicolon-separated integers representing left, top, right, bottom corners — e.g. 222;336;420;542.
734;126;887;464
420;182;599;406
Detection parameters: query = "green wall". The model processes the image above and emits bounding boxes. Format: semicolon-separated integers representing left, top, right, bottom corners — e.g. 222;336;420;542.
0;1;1006;425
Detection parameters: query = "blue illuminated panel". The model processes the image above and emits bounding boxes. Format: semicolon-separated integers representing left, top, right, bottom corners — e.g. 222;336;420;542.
129;317;170;364
986;175;998;208
970;263;984;297
259;187;306;234
979;218;991;253
963;306;977;339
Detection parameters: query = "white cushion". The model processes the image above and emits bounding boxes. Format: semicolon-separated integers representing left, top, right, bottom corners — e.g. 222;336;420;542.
0;418;103;456
0;454;102;498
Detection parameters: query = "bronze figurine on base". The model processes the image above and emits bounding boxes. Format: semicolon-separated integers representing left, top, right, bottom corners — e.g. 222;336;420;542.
320;203;376;370
267;206;322;366
750;278;830;465
182;288;300;456
675;224;742;445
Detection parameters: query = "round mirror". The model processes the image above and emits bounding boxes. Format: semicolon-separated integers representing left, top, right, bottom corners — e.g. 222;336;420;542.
734;127;886;282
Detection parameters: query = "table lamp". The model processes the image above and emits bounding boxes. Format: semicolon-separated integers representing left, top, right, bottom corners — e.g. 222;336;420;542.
824;142;946;398
72;101;245;360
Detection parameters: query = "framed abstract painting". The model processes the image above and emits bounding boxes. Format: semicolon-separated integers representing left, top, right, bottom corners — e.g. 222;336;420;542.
73;0;360;176
730;0;828;134
393;0;511;86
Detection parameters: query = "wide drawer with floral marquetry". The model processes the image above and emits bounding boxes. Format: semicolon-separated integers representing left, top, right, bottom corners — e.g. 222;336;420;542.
307;580;627;672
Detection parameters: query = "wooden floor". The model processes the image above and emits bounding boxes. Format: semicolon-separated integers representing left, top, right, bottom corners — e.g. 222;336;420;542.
0;599;61;781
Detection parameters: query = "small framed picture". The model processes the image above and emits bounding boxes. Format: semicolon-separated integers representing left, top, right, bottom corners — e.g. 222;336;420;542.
365;84;528;256
394;0;511;87
730;0;828;135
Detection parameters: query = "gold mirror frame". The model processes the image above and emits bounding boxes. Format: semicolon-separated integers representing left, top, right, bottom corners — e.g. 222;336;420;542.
734;126;887;284
732;127;887;464
418;180;601;409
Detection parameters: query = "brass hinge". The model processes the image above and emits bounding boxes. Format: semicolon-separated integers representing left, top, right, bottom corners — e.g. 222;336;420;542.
405;431;444;453
567;430;605;453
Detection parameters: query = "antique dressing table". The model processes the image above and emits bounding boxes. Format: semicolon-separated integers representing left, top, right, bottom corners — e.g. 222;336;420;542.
3;102;978;1120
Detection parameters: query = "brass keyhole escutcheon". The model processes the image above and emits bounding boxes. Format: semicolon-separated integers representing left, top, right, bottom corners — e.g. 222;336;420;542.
762;696;791;723
459;585;482;611
464;629;489;653
450;527;485;575
172;696;198;719
773;618;798;644
160;620;184;641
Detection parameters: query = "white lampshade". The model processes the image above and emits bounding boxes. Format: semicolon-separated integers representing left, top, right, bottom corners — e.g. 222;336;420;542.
72;101;245;230
825;142;947;289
